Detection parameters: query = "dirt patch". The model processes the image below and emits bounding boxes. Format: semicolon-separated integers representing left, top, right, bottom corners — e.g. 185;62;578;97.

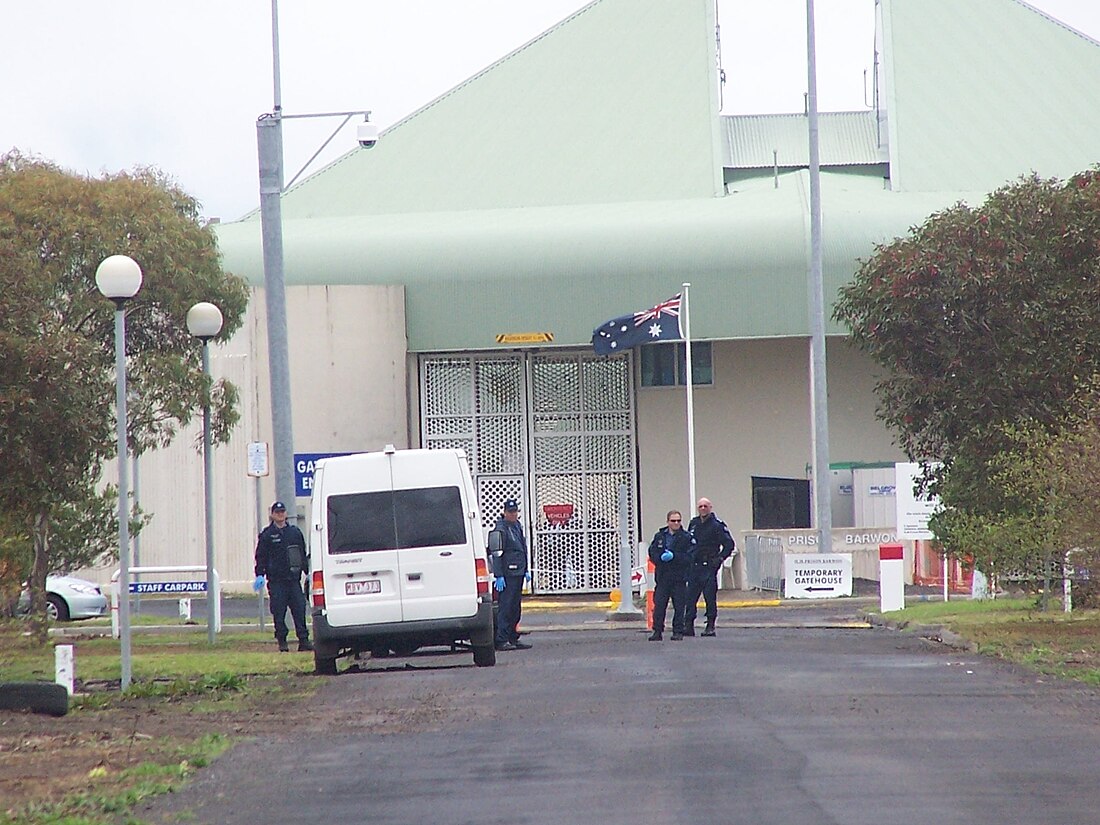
0;672;311;816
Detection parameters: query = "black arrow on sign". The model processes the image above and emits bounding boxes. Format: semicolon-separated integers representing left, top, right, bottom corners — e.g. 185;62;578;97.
806;586;836;592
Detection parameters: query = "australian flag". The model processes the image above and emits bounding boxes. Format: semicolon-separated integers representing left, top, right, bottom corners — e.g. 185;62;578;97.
591;294;683;355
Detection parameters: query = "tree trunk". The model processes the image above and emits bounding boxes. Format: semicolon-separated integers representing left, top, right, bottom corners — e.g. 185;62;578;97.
27;510;51;643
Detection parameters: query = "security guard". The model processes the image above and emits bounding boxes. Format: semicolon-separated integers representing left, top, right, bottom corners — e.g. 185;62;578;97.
685;497;736;637
492;498;532;651
646;510;694;641
254;501;313;652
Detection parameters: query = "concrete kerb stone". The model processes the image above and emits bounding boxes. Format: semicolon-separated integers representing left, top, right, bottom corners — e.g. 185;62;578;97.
862;610;977;651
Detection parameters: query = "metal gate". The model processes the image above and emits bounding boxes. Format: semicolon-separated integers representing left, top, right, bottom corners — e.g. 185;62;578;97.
419;352;636;594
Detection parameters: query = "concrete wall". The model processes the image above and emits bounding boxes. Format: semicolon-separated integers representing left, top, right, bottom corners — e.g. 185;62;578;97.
635;337;904;545
82;284;407;592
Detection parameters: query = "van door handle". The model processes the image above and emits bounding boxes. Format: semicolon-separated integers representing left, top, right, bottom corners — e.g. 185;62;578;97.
439;551;453;557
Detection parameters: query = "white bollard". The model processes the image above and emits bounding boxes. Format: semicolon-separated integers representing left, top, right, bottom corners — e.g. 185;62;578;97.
179;597;192;621
55;644;74;695
879;543;905;612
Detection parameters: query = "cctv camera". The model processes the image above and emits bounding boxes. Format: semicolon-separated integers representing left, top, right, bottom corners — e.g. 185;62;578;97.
357;121;378;148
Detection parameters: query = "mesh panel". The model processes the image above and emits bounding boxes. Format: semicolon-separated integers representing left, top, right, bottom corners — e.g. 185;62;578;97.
583;356;631;411
476;360;523;414
477;416;525;474
419;351;636;594
531;358;581;413
534;434;582;470
423;358;472;415
477;476;524;534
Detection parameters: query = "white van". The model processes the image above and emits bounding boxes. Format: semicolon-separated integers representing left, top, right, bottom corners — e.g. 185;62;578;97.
307;446;496;673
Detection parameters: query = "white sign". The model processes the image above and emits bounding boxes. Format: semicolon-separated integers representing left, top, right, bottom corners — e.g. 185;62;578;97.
247;441;269;477
895;462;940;540
784;553;853;599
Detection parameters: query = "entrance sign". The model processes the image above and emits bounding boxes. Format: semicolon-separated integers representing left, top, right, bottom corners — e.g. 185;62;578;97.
784;553;853;599
895;462;940;540
295;452;356;496
247;441;269;477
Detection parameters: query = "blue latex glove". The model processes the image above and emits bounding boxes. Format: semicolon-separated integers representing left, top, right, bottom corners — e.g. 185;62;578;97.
252;574;266;593
660;550;673;563
494;576;506;592
524;571;532;583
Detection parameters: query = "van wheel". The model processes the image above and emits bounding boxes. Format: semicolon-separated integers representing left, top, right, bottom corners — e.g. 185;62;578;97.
473;642;496;667
313;651;338;676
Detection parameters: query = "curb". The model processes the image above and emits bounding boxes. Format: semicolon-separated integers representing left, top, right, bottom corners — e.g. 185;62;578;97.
862;612;976;651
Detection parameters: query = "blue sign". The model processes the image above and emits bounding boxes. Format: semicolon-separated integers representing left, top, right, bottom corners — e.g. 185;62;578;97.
295;452;356;496
129;581;207;594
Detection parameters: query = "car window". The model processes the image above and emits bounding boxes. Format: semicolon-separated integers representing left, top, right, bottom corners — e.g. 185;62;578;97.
328;486;466;553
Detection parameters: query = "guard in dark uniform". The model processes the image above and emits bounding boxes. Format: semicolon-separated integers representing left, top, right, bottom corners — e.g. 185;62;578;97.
492;498;532;651
646;510;693;641
685;497;736;637
254;501;313;652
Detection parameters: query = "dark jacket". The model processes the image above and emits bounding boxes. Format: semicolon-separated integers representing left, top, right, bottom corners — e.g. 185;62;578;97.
647;526;693;583
491;517;528;578
687;513;735;568
255;521;308;582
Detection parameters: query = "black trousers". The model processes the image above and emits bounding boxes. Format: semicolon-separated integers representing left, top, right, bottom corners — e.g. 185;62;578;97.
495;576;524;645
685;565;720;625
651;574;687;634
268;577;309;642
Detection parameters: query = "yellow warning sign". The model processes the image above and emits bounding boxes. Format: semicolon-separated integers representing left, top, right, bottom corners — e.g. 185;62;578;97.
495;332;554;344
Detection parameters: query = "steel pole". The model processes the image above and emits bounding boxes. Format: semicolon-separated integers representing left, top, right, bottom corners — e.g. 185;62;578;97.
806;0;833;552
257;114;296;510
202;339;218;643
113;302;132;690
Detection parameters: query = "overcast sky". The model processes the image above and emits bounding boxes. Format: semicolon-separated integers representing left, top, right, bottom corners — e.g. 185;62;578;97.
3;1;1098;222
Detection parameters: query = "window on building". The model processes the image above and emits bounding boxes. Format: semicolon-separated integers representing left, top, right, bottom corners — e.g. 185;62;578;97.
639;341;712;387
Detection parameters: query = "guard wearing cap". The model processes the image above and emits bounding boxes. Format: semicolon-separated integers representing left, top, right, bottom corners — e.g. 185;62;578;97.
254;501;313;652
492;498;532;651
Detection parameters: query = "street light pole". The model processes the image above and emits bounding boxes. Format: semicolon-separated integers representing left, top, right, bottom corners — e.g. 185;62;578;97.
258;1;374;518
187;302;224;645
96;255;143;691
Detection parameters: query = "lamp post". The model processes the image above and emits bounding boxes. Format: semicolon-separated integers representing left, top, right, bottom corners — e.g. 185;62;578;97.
187;302;224;645
258;0;373;514
95;254;143;691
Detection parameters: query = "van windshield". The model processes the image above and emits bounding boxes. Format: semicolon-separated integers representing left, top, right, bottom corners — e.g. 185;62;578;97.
327;486;467;553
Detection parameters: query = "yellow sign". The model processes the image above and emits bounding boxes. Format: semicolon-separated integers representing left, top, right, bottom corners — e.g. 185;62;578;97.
495;332;554;344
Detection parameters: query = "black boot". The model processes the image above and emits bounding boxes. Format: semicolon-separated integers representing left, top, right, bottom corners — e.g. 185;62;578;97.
702;622;716;637
648;630;663;641
298;639;314;652
277;639;290;652
682;626;695;637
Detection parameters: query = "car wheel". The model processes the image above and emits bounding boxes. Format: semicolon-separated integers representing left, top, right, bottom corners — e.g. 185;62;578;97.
473;642;496;667
46;594;69;622
313;651;338;675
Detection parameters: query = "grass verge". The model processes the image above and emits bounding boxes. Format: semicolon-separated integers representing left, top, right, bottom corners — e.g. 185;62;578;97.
878;596;1100;685
0;620;319;825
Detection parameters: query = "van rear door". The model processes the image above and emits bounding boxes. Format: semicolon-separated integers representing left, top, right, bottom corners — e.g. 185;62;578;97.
319;457;403;627
390;452;479;622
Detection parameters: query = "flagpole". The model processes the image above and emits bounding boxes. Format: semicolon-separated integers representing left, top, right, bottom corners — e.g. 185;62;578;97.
682;282;697;511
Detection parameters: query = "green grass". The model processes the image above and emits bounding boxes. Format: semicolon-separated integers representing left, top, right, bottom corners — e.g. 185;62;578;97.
1;626;314;685
877;596;1100;684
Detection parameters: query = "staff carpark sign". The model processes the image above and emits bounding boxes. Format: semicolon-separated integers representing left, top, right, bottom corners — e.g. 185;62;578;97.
784;553;853;599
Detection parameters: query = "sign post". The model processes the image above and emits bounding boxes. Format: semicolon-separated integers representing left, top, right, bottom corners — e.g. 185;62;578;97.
783;553;853;599
879;543;905;612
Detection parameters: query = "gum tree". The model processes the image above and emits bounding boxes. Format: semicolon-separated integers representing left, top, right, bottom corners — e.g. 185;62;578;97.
834;169;1100;575
0;152;250;623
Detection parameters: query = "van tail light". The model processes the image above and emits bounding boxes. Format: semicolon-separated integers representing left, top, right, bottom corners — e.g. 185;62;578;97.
311;570;326;608
475;558;491;596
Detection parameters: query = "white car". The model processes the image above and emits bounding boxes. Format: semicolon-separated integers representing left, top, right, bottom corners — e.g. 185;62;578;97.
18;575;109;621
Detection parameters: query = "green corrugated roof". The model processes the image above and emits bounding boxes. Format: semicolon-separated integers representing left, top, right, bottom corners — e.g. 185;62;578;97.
217;172;987;351
882;0;1100;192
722;111;885;169
274;0;722;218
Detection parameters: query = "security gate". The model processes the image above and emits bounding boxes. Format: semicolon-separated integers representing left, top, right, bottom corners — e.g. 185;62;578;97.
419;352;637;594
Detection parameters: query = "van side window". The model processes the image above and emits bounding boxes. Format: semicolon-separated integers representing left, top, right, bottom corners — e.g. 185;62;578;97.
327;486;466;553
